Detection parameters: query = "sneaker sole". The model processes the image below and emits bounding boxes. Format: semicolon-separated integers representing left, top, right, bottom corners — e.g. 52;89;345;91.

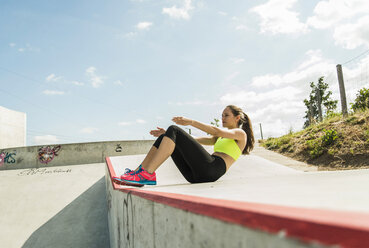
121;179;157;186
112;177;144;187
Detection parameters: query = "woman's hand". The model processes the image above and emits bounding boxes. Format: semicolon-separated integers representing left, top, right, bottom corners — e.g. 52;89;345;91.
150;127;166;137
172;116;193;126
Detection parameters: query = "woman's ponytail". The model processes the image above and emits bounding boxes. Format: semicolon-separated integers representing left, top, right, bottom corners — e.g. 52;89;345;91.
227;105;255;155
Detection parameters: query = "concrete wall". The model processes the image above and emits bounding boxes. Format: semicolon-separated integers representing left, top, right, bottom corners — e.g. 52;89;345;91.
105;174;325;248
0;106;26;149
0;140;154;170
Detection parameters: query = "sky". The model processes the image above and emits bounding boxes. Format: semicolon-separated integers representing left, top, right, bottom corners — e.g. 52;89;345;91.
1;0;369;146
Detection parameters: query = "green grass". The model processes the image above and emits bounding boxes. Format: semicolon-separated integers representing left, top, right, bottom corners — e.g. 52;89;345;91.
260;109;369;160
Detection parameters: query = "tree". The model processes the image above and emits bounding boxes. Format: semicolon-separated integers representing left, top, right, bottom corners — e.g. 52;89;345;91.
303;76;338;128
351;87;369;112
211;118;220;127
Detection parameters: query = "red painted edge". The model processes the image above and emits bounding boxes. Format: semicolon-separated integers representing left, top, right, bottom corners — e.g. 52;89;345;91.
105;156;369;248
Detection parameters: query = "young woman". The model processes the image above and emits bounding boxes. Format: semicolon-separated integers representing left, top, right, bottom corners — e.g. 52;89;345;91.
113;105;255;186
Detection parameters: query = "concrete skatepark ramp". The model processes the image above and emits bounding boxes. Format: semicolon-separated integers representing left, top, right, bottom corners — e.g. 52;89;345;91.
1;141;369;247
106;153;369;248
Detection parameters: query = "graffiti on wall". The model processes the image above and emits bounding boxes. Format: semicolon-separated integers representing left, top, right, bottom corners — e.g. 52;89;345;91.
38;145;61;164
17;168;72;176
0;151;17;166
116;144;122;152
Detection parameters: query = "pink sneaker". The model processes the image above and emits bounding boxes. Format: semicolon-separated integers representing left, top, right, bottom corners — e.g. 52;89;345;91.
120;167;157;186
112;165;144;185
121;165;142;178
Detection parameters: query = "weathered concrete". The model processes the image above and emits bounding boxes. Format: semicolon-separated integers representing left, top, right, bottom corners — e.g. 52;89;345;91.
106;175;323;248
0;106;26;149
0;140;154;171
0;163;109;248
106;154;369;248
109;154;369;212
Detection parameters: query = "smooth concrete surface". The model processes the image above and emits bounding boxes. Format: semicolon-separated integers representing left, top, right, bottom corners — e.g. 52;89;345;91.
0;106;26;149
0;163;110;248
110;154;369;213
0;140;154;171
106;171;324;248
251;142;318;172
107;152;369;247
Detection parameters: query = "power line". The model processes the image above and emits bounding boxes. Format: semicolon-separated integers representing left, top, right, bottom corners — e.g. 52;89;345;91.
342;48;369;65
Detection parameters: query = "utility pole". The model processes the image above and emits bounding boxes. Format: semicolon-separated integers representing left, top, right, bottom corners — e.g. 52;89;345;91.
259;123;264;140
336;64;348;117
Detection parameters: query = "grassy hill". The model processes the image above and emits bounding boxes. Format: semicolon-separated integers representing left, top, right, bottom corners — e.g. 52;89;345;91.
260;109;369;170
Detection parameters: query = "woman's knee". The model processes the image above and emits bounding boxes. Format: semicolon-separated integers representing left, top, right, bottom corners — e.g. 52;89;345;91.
166;125;180;133
153;134;165;148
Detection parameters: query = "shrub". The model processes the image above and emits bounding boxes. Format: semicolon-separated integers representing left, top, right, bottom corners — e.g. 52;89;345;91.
321;129;338;146
306;139;324;158
351;87;369;112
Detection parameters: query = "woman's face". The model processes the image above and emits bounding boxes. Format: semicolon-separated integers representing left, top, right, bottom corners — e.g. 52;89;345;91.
222;107;239;128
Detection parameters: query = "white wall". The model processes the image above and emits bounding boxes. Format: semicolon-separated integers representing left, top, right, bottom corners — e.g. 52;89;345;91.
0;106;26;149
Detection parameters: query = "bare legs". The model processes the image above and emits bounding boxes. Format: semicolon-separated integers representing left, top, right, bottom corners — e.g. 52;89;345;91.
136;136;175;174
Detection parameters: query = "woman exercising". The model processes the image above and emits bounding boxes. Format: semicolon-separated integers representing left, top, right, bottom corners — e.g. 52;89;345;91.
113;105;255;186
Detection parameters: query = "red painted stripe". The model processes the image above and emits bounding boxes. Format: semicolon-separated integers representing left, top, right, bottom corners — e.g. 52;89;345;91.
106;156;369;248
105;156;121;189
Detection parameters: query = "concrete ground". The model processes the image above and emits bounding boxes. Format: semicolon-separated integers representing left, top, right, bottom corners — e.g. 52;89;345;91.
1;142;367;247
111;150;369;213
0;163;109;248
251;142;318;172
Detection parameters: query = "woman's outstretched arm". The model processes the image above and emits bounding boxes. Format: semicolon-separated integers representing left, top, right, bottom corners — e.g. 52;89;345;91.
195;136;217;145
172;117;245;141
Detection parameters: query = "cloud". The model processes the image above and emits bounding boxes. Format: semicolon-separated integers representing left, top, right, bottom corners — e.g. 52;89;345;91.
230;57;245;64
46;73;62;82
225;71;240;82
10;43;40;52
250;0;309;35
235;25;248;31
80;127;99;134
251;50;336;88
220;89;306;138
162;0;194;20
305;0;369;49
136;119;146;124
220;86;303;109
307;0;369;29
72;81;84;86
42;90;65;95
340;53;369;101
168;100;218;106
118;122;132;126
218;11;228;16
34;135;59;145
136;22;153;30
333;16;369;49
114;80;124;86
118;119;146;126
124;32;138;39
218;49;344;138
86;66;104;88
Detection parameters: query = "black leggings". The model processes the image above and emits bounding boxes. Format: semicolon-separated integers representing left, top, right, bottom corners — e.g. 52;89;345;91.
153;125;226;183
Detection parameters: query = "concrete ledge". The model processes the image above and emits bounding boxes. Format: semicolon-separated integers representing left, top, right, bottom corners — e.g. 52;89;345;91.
0;140;154;170
105;156;369;248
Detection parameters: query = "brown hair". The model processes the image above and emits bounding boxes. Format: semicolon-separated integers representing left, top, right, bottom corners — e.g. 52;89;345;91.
226;105;255;155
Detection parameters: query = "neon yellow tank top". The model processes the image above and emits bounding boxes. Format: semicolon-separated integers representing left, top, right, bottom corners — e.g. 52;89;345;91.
214;137;242;161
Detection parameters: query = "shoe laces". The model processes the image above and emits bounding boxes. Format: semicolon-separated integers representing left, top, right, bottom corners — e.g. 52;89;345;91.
131;167;144;175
